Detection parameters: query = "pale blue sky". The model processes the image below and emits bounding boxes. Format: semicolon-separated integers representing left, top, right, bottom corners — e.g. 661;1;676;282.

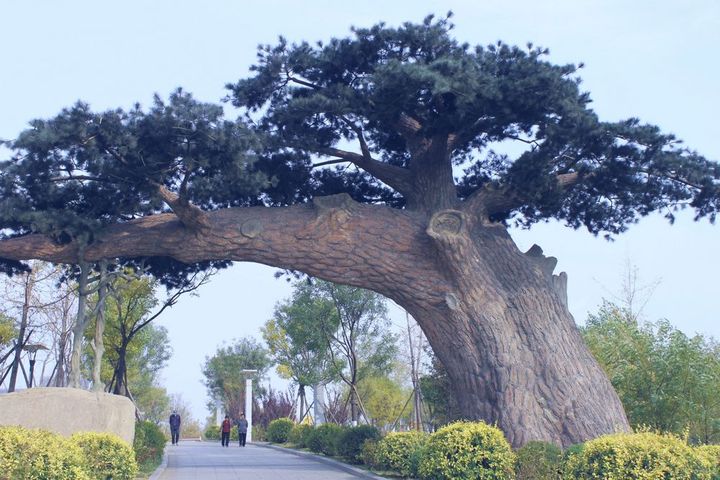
1;1;718;421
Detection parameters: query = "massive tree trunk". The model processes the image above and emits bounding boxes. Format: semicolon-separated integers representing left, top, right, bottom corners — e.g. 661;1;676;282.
0;194;629;446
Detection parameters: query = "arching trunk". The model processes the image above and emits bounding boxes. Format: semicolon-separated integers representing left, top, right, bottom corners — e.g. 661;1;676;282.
404;209;629;447
0;197;629;446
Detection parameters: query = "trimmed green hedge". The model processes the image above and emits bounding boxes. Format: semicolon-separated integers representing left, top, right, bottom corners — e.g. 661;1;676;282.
133;420;166;468
307;423;345;456
0;425;140;480
338;425;381;463
563;432;714;480
376;430;427;477
70;432;138;480
267;418;295;443
418;421;515;480
289;423;313;447
515;440;562;480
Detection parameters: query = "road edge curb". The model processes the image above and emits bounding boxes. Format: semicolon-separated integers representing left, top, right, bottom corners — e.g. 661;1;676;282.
256;442;387;479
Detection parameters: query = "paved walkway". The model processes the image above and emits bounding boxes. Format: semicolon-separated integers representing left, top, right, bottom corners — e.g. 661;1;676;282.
153;441;380;480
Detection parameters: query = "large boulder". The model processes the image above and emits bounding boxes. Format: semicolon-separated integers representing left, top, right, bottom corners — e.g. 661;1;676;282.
0;387;135;444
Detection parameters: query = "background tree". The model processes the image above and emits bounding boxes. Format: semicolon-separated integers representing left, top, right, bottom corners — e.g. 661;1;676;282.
1;15;719;445
202;337;271;420
255;387;296;429
419;347;462;430
0;313;17;378
309;280;397;423
262;280;338;421
94;268;212;396
583;302;720;444
356;375;411;430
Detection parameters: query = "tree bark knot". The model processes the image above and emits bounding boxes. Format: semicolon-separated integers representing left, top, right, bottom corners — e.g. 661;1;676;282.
427;210;467;239
240;219;263;239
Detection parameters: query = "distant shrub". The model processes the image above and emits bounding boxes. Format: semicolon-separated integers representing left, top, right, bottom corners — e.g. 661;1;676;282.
418;421;515;480
133;420;166;467
0;426;88;480
289;423;313;448
70;432;138;480
515;441;562;480
376;431;428;477
563;432;713;480
267;418;295;443
204;424;221;440
360;439;381;468
696;445;720;480
307;423;345;456
338;425;381;463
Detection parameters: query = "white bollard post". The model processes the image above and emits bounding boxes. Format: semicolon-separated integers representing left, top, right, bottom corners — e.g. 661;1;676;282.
245;376;253;443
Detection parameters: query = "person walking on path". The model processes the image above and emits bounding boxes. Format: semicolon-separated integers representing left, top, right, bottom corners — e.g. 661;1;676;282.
237;413;249;447
221;415;232;447
169;410;181;445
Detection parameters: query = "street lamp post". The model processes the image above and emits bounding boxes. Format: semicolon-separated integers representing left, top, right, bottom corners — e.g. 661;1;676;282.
241;369;258;443
24;343;48;388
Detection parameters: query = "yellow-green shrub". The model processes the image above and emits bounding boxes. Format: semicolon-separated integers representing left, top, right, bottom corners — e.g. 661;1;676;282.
418;421;515;480
696;445;720;480
133;420;166;467
70;432;138;480
376;431;428;477
360;439;381;468
0;426;89;480
563;432;713;480
267;418;295;443
289;423;313;447
515;440;562;480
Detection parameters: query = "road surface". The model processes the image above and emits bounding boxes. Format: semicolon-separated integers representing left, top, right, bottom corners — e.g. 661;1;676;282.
153;440;381;480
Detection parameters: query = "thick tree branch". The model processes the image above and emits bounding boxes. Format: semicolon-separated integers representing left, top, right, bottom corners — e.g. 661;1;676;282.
0;200;446;309
155;184;210;231
464;172;582;219
314;147;413;195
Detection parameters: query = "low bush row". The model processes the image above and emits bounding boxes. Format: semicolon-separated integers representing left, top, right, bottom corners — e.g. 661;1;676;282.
266;418;720;479
0;426;138;480
134;420;166;472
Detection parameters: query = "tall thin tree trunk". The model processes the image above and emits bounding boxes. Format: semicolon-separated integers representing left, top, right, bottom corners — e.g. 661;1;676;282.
8;270;35;393
91;260;108;392
69;260;91;388
406;312;423;431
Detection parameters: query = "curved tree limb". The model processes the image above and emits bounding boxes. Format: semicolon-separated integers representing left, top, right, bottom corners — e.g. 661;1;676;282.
463;172;582;220
315;147;413;195
0;200;446;310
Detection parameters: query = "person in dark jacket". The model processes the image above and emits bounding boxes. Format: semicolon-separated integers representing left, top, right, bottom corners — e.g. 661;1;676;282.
169;411;181;445
221;415;232;447
236;413;248;447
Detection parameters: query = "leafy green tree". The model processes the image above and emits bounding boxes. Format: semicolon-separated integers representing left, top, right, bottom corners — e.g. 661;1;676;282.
0;313;17;373
583;302;720;443
262;282;337;420
2;15;719;445
357;376;411;429
92;269;211;396
419;347;462;430
202;337;271;420
309;280;397;423
135;385;172;425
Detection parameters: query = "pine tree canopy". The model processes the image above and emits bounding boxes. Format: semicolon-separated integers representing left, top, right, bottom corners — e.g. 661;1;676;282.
1;13;718;276
227;14;719;232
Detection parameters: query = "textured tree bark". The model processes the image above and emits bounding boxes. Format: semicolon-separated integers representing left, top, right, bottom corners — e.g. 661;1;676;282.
0;195;629;446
